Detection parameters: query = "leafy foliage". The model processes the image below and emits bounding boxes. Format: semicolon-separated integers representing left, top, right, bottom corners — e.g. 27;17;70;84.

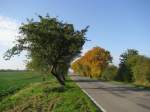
71;47;112;78
4;15;88;85
101;65;118;81
128;55;150;85
116;49;139;82
116;49;150;86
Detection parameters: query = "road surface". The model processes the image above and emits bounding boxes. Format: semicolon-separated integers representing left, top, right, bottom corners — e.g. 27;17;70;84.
71;75;150;112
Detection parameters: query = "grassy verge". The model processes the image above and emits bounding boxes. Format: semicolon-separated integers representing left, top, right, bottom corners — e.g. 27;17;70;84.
0;71;101;112
0;71;48;100
85;75;150;89
0;79;101;112
108;80;150;89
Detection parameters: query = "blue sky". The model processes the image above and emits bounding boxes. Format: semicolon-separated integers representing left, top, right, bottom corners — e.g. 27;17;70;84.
0;0;150;69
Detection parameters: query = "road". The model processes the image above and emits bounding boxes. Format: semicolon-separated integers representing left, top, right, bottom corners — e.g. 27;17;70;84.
71;75;150;112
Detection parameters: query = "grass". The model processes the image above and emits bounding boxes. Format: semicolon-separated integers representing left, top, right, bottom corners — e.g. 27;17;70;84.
88;75;150;89
0;71;101;112
0;71;49;100
0;71;44;90
108;80;150;89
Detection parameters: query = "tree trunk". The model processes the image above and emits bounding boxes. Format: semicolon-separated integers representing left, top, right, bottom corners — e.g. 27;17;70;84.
50;64;65;86
62;74;66;81
51;72;65;86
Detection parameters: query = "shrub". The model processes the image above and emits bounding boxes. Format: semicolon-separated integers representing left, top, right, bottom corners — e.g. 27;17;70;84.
117;51;150;86
116;49;139;82
131;55;150;85
101;65;118;81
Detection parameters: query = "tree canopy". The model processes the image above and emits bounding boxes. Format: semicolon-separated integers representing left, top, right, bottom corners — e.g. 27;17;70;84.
116;49;139;82
71;47;112;78
4;15;88;85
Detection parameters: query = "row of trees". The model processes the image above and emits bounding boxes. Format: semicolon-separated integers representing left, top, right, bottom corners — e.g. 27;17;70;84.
71;48;150;86
116;49;150;85
4;14;150;86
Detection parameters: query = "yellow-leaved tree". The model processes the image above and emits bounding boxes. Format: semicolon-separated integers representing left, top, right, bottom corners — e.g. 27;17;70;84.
71;47;112;78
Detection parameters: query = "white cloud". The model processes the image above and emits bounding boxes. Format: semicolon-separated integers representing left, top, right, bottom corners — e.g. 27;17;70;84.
0;16;19;46
0;16;26;70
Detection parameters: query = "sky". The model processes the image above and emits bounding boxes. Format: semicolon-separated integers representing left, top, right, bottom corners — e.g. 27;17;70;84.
0;0;150;69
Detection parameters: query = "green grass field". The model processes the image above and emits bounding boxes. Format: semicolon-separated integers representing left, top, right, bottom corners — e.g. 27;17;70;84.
0;71;44;90
0;71;101;112
0;71;48;100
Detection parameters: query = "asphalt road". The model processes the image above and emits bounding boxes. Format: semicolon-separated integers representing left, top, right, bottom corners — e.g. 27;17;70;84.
71;75;150;112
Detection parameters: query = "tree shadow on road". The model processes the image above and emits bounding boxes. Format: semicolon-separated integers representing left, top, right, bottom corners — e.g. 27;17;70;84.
73;78;150;96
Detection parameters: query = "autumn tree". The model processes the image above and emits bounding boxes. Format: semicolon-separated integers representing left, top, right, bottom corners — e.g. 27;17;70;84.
4;15;88;86
71;47;112;78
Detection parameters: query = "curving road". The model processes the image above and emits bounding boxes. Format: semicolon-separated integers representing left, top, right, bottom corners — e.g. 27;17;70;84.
71;74;150;112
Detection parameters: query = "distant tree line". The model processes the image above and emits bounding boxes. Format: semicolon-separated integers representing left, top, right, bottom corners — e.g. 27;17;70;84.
0;69;27;72
116;49;150;86
71;48;150;86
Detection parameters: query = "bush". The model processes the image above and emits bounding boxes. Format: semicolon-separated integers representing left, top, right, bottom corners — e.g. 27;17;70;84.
116;49;138;82
131;55;150;85
116;64;133;82
101;65;118;81
117;52;150;86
